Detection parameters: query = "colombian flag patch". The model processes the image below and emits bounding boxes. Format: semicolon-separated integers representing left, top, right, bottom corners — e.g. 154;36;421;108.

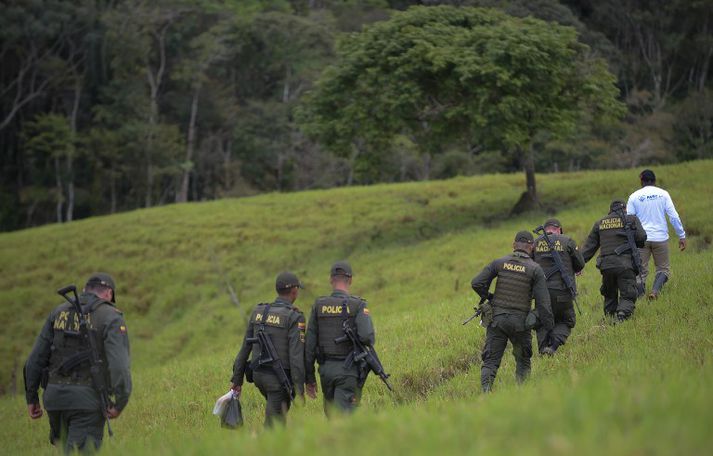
363;308;370;316
298;322;305;330
119;325;127;334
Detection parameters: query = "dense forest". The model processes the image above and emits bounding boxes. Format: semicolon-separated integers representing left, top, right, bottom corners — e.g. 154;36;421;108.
1;0;711;231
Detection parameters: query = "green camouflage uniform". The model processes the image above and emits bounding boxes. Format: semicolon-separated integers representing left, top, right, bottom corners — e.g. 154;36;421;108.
305;290;375;415
533;232;585;353
471;248;553;392
24;291;131;453
581;207;647;320
232;297;306;427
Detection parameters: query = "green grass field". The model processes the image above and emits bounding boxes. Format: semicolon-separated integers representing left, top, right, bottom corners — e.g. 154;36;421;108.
1;161;712;455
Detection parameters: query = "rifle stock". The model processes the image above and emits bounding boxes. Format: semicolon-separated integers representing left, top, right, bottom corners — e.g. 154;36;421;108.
57;285;114;437
335;323;393;392
616;209;646;295
533;226;582;315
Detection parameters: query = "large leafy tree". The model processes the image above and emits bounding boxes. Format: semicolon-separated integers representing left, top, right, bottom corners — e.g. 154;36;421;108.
299;5;624;207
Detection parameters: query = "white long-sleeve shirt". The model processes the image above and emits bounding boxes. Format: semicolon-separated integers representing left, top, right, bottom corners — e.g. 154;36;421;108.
627;185;686;242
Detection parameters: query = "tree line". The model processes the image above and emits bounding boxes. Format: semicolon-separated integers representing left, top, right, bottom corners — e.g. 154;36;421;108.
1;0;711;231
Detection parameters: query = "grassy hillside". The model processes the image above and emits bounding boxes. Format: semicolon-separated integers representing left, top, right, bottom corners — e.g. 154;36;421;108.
1;161;712;454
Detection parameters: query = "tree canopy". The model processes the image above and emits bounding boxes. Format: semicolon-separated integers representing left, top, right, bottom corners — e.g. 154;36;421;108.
298;6;624;205
0;0;711;230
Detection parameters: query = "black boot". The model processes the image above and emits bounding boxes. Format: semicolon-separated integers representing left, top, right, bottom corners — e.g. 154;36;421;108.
648;273;668;300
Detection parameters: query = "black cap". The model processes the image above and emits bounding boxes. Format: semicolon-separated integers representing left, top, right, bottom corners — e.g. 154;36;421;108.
86;272;116;303
330;261;353;278
275;271;303;292
610;199;625;212
514;230;534;244
544;218;561;228
639;169;656;183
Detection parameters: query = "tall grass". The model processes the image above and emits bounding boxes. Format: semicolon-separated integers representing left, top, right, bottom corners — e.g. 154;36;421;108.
1;161;711;454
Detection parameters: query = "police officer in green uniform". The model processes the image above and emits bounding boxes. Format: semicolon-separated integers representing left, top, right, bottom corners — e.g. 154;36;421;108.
305;261;375;415
231;272;306;427
533;218;586;355
24;273;132;453
471;231;553;393
582;200;647;322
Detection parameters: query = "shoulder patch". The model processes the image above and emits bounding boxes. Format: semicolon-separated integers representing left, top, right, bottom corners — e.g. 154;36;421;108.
119;325;127;334
362;308;370;316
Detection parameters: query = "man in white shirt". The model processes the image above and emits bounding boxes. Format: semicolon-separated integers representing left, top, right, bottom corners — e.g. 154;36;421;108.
626;169;687;299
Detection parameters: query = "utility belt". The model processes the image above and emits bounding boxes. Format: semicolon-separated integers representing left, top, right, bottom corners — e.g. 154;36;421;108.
492;307;528;318
322;355;348;362
254;365;291;376
47;373;93;387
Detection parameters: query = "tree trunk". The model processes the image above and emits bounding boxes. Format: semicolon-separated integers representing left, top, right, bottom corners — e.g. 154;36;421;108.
510;146;539;215
223;137;232;192
422;153;431;180
145;27;168;208
178;85;200;203
54;156;63;223
525;146;537;202
66;78;81;222
282;65;291;103
110;162;117;214
347;139;363;186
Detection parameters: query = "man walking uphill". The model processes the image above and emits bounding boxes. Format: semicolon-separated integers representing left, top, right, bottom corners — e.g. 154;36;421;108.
533;219;585;355
305;261;375;415
582;200;647;322
471;231;553;393
24;273;132;454
626;169;686;299
231;272;306;427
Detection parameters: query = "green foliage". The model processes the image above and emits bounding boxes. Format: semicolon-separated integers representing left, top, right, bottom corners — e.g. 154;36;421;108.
298;5;624;184
1;161;712;453
673;89;713;160
1;0;712;231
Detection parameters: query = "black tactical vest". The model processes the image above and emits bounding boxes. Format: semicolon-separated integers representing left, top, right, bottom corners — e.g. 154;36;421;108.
534;234;574;289
47;301;110;386
314;295;361;358
597;214;629;256
249;303;293;363
491;253;536;313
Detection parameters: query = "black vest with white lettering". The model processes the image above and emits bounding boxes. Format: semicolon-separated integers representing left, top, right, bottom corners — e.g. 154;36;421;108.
47;300;110;386
314;296;360;358
250;303;293;363
534;234;574;290
597;213;629;256
491;253;536;314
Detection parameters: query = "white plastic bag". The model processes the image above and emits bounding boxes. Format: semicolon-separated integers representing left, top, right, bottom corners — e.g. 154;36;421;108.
212;390;235;417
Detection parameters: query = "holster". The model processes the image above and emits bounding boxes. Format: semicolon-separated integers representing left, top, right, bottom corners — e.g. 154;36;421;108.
525;309;540;331
479;300;494;328
40;368;49;389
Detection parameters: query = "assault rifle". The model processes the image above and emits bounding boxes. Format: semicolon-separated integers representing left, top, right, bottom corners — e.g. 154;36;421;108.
246;305;295;399
613;209;646;296
463;294;486;325
533;226;582;315
57;285;114;437
335;323;393;392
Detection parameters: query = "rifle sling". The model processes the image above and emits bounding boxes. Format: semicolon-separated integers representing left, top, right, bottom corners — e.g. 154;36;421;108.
58;350;92;375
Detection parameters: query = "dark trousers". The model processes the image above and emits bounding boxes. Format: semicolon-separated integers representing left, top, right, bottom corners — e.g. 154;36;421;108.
480;314;532;392
600;267;637;318
48;409;105;454
536;289;576;352
318;359;361;416
253;370;291;427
